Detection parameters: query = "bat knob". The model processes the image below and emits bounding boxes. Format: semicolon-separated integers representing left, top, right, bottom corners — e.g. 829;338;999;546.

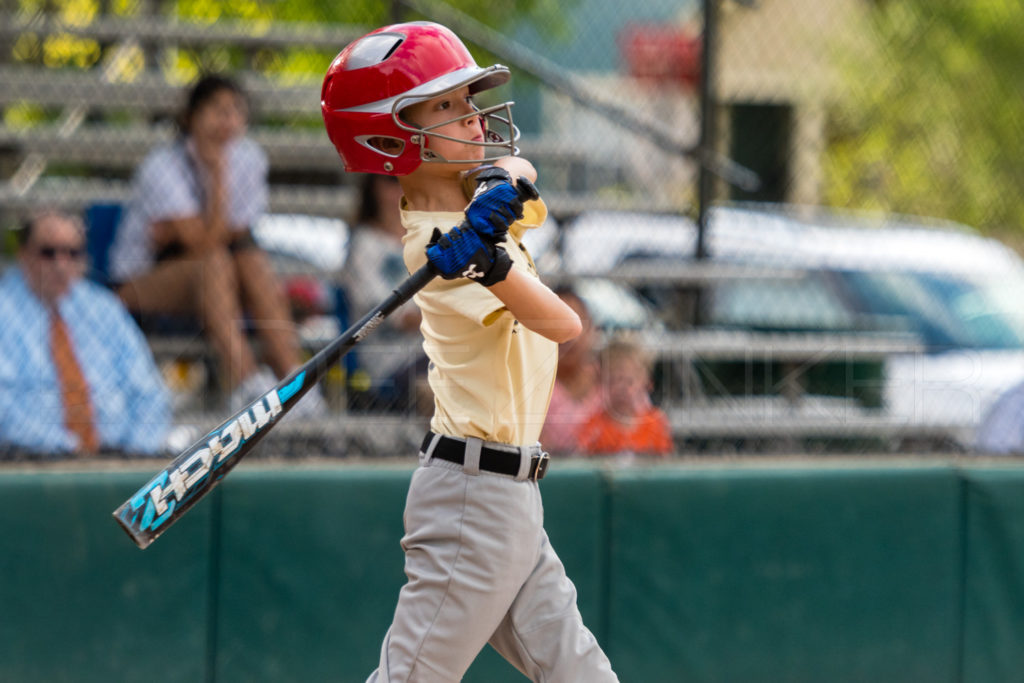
514;177;539;202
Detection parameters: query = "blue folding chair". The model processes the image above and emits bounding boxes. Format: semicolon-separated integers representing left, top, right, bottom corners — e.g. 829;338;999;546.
83;202;122;285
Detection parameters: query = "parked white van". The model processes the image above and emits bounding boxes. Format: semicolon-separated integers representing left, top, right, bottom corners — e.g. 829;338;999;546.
548;204;1024;449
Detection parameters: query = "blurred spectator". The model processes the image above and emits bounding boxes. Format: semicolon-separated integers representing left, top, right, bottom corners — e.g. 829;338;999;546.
0;210;170;455
578;334;673;457
286;274;331;327
340;173;427;412
975;381;1024;454
107;74;323;413
540;287;602;454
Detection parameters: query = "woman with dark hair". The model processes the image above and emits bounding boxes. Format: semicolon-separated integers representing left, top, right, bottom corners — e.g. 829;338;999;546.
344;173;418;333
339;173;428;412
109;74;322;413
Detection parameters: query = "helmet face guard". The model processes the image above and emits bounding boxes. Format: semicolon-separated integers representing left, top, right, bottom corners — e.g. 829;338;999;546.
393;86;519;166
321;22;520;175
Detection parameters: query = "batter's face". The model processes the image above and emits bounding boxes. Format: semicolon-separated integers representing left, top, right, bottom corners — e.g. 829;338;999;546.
402;86;486;166
20;213;87;305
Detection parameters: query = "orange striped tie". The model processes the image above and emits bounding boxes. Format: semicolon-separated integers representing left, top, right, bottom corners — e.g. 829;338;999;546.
50;309;100;453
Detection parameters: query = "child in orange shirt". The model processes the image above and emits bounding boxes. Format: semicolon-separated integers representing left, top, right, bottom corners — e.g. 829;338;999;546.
579;335;673;456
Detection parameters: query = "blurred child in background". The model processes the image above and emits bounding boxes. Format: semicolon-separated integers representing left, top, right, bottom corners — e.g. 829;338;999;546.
579;334;673;457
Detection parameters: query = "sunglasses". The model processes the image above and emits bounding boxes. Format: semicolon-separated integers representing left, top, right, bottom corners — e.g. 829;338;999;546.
36;245;85;260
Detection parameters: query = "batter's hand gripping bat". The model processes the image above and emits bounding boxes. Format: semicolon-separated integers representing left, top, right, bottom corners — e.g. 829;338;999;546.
113;176;539;549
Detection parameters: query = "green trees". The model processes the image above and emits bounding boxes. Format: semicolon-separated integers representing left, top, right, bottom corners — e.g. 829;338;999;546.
8;0;574;78
825;0;1024;237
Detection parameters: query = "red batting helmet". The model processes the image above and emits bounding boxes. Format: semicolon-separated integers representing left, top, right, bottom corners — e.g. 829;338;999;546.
320;21;519;175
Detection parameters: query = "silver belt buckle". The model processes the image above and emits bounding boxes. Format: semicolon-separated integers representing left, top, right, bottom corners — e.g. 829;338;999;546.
530;451;550;481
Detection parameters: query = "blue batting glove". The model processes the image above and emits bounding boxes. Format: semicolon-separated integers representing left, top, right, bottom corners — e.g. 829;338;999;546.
426;225;512;286
464;174;525;240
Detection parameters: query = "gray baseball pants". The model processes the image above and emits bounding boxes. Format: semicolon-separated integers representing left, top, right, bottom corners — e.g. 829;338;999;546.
366;438;618;682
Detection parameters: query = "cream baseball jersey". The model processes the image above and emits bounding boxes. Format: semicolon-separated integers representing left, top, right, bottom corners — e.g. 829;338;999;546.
402;198;558;446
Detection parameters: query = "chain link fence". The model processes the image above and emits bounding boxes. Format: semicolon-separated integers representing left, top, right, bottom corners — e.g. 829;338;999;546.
2;0;1023;459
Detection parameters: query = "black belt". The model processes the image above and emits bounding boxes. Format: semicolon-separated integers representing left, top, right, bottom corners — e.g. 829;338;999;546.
421;433;550;482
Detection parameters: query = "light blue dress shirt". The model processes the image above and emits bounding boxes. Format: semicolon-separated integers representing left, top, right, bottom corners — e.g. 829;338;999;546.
0;268;171;454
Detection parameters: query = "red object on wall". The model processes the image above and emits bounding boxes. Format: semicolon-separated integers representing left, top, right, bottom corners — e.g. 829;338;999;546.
618;23;702;89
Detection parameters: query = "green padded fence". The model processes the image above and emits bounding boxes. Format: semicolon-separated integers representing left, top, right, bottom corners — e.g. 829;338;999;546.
961;467;1024;683
605;465;963;683
1;461;1023;682
0;470;214;683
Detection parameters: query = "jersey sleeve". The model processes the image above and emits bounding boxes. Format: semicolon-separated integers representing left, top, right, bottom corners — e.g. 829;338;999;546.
508;197;548;241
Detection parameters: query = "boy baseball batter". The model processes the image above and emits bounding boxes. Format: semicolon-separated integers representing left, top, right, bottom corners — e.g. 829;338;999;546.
321;21;619;682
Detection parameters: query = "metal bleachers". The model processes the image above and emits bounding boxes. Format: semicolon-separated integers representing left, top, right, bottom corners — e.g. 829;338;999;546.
0;10;648;222
0;10;963;456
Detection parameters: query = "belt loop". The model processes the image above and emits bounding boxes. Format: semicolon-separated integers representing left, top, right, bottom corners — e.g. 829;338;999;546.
463;437;483;476
514;445;531;481
423;432;442;462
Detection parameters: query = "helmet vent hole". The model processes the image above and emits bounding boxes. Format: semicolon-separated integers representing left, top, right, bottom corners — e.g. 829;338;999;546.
382;41;402;61
344;33;406;70
357;135;405;158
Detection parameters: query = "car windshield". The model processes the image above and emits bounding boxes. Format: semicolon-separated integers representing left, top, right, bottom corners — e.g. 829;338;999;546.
708;272;860;332
557;208;1024;351
841;269;1024;350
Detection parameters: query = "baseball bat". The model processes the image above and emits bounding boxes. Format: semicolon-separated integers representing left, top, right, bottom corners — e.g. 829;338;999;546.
112;176;539;549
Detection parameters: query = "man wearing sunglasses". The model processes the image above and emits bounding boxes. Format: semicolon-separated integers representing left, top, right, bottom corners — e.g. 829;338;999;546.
0;210;170;456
